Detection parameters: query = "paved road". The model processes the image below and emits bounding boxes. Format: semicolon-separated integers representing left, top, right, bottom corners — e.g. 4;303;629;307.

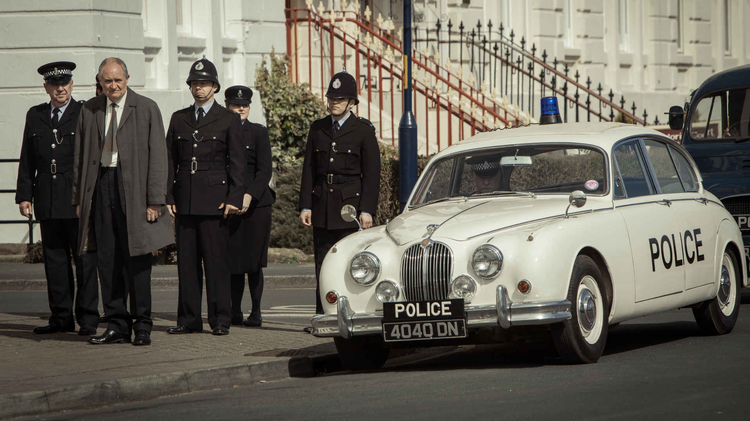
17;295;750;421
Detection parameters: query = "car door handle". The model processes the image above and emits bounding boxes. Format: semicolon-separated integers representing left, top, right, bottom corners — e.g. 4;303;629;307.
658;199;672;207
694;197;709;205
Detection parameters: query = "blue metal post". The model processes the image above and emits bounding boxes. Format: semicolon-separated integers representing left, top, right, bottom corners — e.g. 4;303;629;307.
399;0;418;211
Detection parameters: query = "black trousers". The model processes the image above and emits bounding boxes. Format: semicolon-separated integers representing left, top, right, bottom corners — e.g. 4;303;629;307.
313;227;357;314
39;218;99;328
176;215;231;330
231;269;264;317
93;167;153;335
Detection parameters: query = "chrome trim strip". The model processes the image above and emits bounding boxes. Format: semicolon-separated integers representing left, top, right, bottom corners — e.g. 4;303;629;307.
311;294;572;337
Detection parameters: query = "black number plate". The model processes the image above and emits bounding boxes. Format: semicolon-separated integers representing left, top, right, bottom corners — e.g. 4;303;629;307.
383;319;467;342
382;299;465;322
382;299;466;342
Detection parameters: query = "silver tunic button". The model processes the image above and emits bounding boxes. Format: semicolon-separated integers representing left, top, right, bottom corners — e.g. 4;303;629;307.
329;158;334;162
348;150;351;153
52;175;57;179
356;193;360;196
222;181;225;184
213;137;216;139
332;142;336;146
191;171;195;174
329;189;333;193
246;146;249;149
194;130;198;134
193;143;197;148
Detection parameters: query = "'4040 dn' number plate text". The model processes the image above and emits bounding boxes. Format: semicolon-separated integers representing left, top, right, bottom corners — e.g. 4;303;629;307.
383;319;466;342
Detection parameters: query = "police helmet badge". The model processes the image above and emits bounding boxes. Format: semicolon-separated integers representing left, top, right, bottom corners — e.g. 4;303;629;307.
195;61;204;71
332;78;341;89
237;90;243;98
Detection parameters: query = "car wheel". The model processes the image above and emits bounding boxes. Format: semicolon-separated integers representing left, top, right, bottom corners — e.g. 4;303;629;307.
552;255;609;364
334;336;391;370
693;249;741;335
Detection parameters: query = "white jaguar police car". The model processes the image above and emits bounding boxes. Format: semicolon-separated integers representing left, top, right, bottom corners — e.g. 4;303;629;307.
311;98;746;368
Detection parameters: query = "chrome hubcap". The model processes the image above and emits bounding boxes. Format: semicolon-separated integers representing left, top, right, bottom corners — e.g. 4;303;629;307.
578;289;597;333
718;266;731;306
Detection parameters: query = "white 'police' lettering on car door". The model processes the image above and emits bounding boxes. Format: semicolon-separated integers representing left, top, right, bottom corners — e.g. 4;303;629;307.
649;228;705;272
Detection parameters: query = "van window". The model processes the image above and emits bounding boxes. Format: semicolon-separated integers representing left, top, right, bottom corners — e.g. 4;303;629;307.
688;88;750;140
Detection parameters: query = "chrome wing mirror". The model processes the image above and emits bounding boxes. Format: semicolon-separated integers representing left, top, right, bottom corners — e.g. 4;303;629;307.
341;204;362;231
565;190;587;218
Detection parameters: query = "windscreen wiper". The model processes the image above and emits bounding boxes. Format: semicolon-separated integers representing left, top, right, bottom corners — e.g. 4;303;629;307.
473;190;537;199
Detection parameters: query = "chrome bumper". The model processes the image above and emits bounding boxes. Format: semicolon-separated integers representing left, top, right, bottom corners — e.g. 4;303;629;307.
311;285;572;338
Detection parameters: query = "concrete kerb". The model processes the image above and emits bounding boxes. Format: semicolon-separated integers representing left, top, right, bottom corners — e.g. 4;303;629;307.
0;355;325;419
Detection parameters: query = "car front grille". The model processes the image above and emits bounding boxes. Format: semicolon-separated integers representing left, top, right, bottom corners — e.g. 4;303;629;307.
722;195;750;216
400;242;453;301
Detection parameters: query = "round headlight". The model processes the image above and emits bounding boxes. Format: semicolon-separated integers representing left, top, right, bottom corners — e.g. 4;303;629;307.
349;252;380;286
451;275;477;303
376;280;400;303
471;244;503;278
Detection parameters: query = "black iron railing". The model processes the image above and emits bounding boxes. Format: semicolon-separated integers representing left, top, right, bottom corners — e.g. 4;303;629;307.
0;159;36;245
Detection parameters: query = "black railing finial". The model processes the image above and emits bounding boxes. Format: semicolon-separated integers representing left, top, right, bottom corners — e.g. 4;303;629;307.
643;109;648;126
542;49;547;63
520;36;526;51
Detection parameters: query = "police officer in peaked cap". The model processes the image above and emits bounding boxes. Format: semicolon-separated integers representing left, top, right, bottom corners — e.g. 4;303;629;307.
223;85;276;327
166;57;245;336
16;61;100;335
299;71;381;320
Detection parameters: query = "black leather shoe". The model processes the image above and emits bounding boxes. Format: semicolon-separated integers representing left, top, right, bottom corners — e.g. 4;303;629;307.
133;331;151;346
166;325;202;334
78;325;98;336
303;326;313;334
88;330;131;344
231;314;244;326
33;324;74;334
212;326;230;335
242;312;262;327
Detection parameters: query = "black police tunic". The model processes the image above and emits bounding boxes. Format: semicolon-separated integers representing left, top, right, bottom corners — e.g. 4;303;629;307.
228;121;276;274
16;99;83;220
299;113;381;230
166;104;245;214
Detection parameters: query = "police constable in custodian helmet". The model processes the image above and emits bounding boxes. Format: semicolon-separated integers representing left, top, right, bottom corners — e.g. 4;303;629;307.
224;85;275;327
166;57;245;336
299;71;381;316
16;61;99;335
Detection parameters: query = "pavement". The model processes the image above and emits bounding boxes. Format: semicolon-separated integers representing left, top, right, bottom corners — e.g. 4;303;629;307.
0;261;338;419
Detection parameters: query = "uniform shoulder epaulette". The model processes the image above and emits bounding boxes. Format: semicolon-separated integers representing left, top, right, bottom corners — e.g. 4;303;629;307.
358;116;375;128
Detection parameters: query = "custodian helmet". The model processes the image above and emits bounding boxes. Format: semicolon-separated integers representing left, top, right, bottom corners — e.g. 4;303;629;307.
325;71;358;105
186;57;220;93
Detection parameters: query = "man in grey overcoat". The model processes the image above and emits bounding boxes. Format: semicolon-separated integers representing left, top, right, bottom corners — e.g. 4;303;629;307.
72;57;173;346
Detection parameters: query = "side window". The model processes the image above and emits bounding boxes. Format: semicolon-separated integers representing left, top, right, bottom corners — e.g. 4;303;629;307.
670;147;700;192
688;88;750;140
613;141;653;198
643;139;684;194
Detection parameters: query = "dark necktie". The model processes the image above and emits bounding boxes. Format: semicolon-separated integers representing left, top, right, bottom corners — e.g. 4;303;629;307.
52;108;60;126
197;107;205;126
101;103;118;166
333;120;340;136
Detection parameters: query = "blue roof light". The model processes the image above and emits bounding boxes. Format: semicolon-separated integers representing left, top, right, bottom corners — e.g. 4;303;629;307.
540;96;562;125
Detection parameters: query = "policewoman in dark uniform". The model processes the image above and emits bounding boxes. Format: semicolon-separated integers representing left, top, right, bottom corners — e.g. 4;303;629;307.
224;86;275;327
16;61;99;335
166;58;245;336
299;71;381;315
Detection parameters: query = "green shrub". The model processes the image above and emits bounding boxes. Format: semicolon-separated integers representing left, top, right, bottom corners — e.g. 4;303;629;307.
255;51;328;169
24;240;44;263
270;160;314;254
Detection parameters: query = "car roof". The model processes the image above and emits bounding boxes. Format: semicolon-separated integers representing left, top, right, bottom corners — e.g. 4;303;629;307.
433;122;672;158
692;64;750;100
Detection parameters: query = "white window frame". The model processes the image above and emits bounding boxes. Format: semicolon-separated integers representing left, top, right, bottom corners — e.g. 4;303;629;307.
618;0;629;52
564;0;574;48
724;0;732;55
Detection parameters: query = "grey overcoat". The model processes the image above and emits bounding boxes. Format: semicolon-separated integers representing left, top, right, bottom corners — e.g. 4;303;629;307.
72;88;174;257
